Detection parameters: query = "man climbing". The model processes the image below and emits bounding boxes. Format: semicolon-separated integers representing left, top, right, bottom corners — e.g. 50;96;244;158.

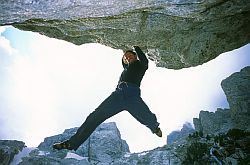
53;46;162;151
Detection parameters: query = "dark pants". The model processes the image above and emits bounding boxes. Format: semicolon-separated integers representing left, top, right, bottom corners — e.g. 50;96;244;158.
69;82;159;150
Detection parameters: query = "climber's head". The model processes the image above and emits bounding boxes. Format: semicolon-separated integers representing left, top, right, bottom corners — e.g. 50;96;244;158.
123;50;137;64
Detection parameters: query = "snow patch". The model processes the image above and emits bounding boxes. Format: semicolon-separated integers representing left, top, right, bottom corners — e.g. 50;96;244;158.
124;153;131;158
38;150;50;156
138;151;149;157
10;147;36;165
65;152;85;160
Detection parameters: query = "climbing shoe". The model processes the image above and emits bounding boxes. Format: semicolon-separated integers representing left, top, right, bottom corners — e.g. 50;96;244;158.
52;140;74;150
154;127;162;137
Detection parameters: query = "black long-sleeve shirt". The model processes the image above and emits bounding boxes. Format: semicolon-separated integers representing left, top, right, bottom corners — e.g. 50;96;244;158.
118;47;148;87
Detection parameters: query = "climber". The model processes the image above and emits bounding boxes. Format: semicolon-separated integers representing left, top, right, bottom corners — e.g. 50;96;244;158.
53;46;162;151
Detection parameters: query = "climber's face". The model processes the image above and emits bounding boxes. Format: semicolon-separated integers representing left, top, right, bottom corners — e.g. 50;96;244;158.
124;52;137;64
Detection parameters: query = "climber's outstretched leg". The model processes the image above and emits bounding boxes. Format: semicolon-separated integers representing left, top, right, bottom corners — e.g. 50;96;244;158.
126;95;162;137
53;91;124;150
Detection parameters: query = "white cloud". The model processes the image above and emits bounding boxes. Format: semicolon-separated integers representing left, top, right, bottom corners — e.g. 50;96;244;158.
0;26;7;34
0;26;19;140
0;26;17;57
2;30;124;147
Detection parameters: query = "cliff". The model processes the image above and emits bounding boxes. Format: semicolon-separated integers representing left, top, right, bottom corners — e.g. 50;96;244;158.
1;0;250;69
193;66;250;135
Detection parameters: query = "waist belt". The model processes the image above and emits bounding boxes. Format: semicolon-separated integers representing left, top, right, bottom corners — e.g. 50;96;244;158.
117;81;139;88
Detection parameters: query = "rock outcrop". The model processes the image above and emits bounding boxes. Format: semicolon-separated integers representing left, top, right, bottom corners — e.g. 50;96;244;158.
1;0;250;69
0;140;25;165
193;66;250;135
193;108;233;135
27;122;129;164
5;122;179;165
221;66;250;130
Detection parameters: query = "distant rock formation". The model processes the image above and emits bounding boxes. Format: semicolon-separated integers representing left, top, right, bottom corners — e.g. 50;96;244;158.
193;66;250;135
167;122;195;145
193;108;233;135
1;0;249;69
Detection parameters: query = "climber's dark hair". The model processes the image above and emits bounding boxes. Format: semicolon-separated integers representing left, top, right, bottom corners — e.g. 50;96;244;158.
124;50;136;56
123;50;137;64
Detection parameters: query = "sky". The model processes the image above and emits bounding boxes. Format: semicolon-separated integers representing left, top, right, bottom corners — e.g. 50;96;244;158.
0;26;249;153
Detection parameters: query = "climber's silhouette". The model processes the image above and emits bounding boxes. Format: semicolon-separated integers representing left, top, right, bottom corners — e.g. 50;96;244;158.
53;46;162;151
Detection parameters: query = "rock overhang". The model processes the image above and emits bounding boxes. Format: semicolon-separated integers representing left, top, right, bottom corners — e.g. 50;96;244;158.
1;0;250;69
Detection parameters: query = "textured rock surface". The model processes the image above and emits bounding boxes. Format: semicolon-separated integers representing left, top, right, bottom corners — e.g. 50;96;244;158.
194;66;250;135
1;122;180;165
112;146;179;165
35;122;129;164
6;122;178;165
1;0;250;69
5;131;249;164
0;140;26;165
167;122;195;145
221;66;250;130
193;108;233;135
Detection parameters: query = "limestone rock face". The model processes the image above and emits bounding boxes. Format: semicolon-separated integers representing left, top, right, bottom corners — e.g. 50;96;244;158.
193;66;250;135
0;140;26;165
35;122;129;164
221;66;250;130
193;108;233;135
112;146;180;165
2;122;180;165
1;0;250;69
